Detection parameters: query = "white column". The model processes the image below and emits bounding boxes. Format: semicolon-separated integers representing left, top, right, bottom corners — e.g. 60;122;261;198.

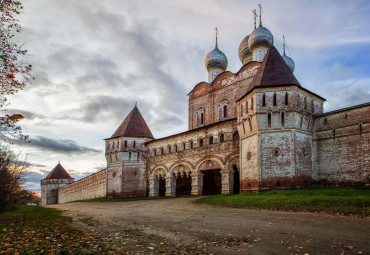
149;177;159;197
221;169;233;194
191;172;204;196
165;174;176;197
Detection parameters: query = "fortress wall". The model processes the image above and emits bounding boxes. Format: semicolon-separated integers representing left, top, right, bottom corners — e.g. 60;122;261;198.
58;169;107;203
313;104;370;184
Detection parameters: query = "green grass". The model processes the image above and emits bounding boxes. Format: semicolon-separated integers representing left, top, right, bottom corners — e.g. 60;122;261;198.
0;206;111;254
70;195;195;203
196;186;370;215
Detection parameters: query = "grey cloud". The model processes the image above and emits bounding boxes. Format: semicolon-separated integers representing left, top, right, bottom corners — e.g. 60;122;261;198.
28;136;101;155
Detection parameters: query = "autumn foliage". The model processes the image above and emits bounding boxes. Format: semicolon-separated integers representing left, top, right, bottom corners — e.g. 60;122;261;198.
0;0;32;142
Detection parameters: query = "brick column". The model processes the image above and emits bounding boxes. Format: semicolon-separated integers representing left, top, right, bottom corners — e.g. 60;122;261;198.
191;172;204;196
149;177;159;197
221;169;233;194
165;175;176;197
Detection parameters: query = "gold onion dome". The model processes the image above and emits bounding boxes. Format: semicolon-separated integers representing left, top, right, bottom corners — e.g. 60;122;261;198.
247;23;273;51
205;42;228;71
238;35;252;64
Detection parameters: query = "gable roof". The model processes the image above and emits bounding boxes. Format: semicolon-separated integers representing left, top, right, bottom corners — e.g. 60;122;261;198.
237;46;325;101
110;106;154;139
44;162;73;180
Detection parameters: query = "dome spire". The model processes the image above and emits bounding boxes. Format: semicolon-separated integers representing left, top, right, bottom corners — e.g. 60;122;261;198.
281;35;295;72
253;9;257;30
283;35;286;55
258;4;263;27
215;27;219;49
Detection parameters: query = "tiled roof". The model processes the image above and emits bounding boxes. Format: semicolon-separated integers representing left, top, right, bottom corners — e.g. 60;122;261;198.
110;106;154;139
44;162;73;180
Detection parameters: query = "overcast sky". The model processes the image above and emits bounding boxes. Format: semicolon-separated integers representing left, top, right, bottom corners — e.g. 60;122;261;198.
7;0;370;193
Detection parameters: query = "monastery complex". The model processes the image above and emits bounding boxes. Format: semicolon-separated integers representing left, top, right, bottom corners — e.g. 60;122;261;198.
41;10;369;205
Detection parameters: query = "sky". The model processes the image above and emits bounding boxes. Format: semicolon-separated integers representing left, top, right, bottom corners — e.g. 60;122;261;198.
6;0;370;193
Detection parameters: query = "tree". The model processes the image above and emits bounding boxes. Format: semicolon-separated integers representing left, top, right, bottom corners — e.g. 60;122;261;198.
0;149;28;211
0;0;32;142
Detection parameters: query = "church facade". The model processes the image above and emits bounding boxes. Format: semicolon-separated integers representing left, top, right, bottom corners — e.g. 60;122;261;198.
41;13;370;205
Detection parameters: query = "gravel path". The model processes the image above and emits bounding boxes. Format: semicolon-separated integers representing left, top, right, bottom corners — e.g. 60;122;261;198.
49;197;370;255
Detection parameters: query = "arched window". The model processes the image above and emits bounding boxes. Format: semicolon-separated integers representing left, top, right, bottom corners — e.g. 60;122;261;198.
124;140;127;148
197;108;205;126
233;131;240;141
112;141;115;149
189;140;193;149
273;93;277;106
152;149;156;157
285;92;289;105
200;112;204;125
116;141;120;148
129;152;132;160
246;101;249;113
223;105;227;118
160;148;164;155
219;100;229;120
304;97;307;110
219;133;225;143
209;136;214;145
137;152;140;161
198;139;204;148
133;141;136;148
268;113;272;128
181;142;186;151
281;112;285;127
174;144;178;152
167;145;171;154
262;93;266;106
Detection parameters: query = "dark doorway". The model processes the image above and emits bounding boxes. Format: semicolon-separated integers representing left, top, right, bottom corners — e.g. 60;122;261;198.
202;169;222;195
158;177;166;197
233;165;240;194
176;175;191;196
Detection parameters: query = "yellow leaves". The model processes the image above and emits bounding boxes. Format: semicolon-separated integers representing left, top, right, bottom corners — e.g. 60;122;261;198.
9;114;24;122
2;228;6;232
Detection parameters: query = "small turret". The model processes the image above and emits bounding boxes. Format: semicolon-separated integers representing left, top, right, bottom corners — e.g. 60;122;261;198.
41;162;74;205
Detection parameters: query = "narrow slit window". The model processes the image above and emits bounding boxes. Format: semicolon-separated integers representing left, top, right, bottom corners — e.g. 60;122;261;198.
285;92;289;105
268;113;272;128
273;93;277;106
281;112;285;127
223;105;227;118
262;94;266;106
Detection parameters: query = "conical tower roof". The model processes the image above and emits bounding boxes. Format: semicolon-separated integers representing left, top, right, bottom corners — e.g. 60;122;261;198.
44;162;72;180
237;46;324;101
110;105;154;139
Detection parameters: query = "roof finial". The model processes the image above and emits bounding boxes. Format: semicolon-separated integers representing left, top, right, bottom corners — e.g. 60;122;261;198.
283;35;286;56
135;101;137;107
252;9;257;30
258;4;262;27
215;27;219;49
58;160;60;164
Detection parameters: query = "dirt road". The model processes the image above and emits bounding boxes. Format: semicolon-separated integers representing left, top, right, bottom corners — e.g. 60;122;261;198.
50;197;369;254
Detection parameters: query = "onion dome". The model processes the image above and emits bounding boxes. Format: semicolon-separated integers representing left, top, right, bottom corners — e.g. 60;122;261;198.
247;23;273;51
238;35;252;64
282;36;295;72
205;42;228;71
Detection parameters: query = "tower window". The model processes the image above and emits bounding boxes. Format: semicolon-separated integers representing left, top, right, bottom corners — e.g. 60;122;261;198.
285;92;289;105
198;139;204;148
133;141;136;148
124;140;127;148
219;133;225;143
160;148;163;155
209;136;214;145
304;97;307;110
189;141;193;149
233;131;240;141
268;113;272;128
281;112;285;127
181;142;186;151
129;152;131;160
273;93;277;106
246;102;248;113
153;150;156;157
174;144;178;152
262;93;266;106
223;105;227;118
240;105;243;117
112;141;115;149
107;143;110;150
167;145;171;154
200;112;204;125
251;98;254;110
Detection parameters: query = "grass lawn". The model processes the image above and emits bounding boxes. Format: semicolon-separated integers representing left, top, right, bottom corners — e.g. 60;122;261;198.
196;186;370;215
0;206;111;254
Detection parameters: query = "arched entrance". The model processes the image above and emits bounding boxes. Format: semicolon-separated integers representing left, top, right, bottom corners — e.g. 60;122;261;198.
172;164;192;197
158;176;166;196
198;160;222;196
233;165;240;194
